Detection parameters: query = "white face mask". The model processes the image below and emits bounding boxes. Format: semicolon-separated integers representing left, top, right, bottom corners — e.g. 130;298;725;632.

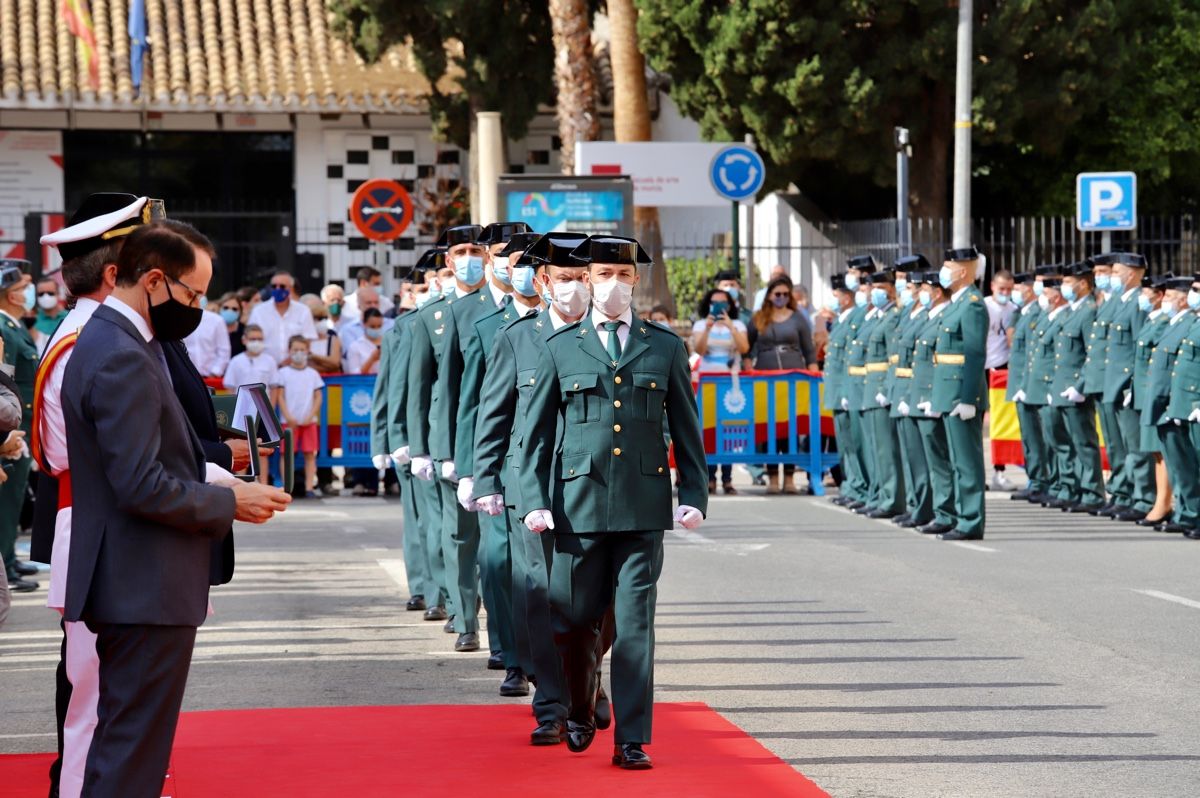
37;293;59;311
591;277;634;317
290;351;308;366
551;280;591;318
1037;295;1051;312
246;340;265;355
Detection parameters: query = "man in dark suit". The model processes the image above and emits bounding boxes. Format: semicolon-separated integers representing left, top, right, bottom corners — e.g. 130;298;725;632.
62;220;290;798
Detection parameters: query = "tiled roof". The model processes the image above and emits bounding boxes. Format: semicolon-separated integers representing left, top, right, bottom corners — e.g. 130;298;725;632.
0;0;434;112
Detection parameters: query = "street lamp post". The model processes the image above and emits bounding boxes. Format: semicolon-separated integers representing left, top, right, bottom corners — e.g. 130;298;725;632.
895;127;911;258
951;0;973;249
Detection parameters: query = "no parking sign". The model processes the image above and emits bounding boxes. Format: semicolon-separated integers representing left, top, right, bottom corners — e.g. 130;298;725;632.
350;179;414;242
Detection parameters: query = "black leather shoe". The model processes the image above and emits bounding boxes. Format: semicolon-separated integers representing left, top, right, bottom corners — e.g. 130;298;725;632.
1100;504;1127;518
891;512;911;525
1113;509;1146;523
487;652;505;670
612;744;653;770
853;503;875;515
11;560;38;576
423;606;448;621
1042;497;1068;508
406;595;426;611
1137;516;1168;527
866;508;899;519
896;516;926;528
1067;502;1105;514
501;668;530;697
847;501;866;511
917;522;953;535
938;530;984;541
1089;502;1115;516
566;720;596;753
1184;529;1200;539
1028;492;1053;505
595;684;611;731
831;495;851;506
454;632;480;652
444;617;456;633
1011;489;1033;501
530;720;566;746
1157;522;1190;534
6;575;38;592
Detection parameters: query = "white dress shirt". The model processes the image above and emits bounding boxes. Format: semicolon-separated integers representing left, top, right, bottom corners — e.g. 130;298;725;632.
341;289;395;324
591;307;633;353
183;309;232;377
984;295;1015;368
548;305;575;330
248;300;318;363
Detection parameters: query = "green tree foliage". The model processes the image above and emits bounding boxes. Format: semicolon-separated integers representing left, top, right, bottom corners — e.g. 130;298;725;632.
329;1;555;148
636;0;1200;217
666;254;729;320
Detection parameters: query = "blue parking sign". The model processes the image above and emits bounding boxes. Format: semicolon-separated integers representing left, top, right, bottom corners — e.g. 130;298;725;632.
1076;172;1137;231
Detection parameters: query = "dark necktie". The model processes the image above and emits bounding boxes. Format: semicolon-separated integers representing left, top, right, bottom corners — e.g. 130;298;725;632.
500;293;513;309
151;340;173;387
603;320;623;363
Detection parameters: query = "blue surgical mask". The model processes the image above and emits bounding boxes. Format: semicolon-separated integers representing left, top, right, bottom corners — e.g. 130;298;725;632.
726;287;740;302
492;256;512;287
937;266;954;289
271;287;290;304
824;296;839;312
511;265;538;298
1094;274;1111;292
870;288;889;309
845;274;860;291
854;291;868;308
415;291;434;309
453;254;485;285
1137;295;1153;313
994;293;1009;305
199;295;209;310
1033;281;1045;298
899;291;914;308
1011;292;1025;308
1061;283;1077;303
441;283;456;298
365;327;383;340
21;283;35;311
918;291;932;308
895;278;908;293
220;308;240;324
541;284;554;305
1189;290;1200;311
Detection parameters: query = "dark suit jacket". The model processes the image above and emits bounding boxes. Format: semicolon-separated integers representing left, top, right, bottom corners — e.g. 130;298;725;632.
61;305;236;626
164;339;236;585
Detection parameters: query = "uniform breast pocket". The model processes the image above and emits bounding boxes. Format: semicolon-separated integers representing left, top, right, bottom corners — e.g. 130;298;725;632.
516;368;537;395
560;373;600;423
632;371;667;420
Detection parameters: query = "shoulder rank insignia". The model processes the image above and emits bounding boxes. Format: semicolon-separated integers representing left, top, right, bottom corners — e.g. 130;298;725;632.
969;294;979;302
434;326;445;335
434;311;443;320
639;326;647;334
480;295;488;302
535;320;543;328
503;313;512;321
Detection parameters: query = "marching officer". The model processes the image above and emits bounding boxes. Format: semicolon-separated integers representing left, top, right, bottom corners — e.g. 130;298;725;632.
1083;255;1121;509
0;260;37;591
859;268;904;518
1131;273;1175;527
841;256;879;512
929;247;989;541
889;257;933;528
1006;271;1054;503
519;235;708;770
911;271;958;534
826;271;868;508
1028;275;1072;507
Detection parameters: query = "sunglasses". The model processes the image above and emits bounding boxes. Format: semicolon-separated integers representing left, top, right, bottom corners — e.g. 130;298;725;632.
270;283;289;290
37;291;57;297
770;292;790;298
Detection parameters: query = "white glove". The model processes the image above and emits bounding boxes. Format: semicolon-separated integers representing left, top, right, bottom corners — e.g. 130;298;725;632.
390;446;411;465
949;403;977;421
898;401;910;417
1012;390;1026;403
674;504;704;530
411;456;434;481
1123;390;1133;408
1046;393;1054;405
477;494;506;516
840;398;849;411
1174;418;1182;427
371;454;389;470
1189;408;1200;423
441;460;458;482
875;392;890;407
524;509;555;533
1060;387;1085;404
916;401;937;418
456;477;479;511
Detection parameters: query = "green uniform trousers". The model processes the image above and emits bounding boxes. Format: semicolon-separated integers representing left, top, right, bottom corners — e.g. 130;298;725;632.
437;476;480;633
0;455;30;569
898;416;933;524
1016;403;1055;494
1159;422;1200;528
854;409;878;506
479;510;517;665
1113;404;1155;513
510;510;567;724
834;410;867;502
864;407;904;513
395;465;434;601
943;414;986;535
915;417;956;526
1098;401;1129;505
413;472;449;611
1046;401;1106;505
549;530;663;745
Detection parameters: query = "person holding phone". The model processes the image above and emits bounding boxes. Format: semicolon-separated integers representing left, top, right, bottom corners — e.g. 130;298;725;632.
691;288;749;494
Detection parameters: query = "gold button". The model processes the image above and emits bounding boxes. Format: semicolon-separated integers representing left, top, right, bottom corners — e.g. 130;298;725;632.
613;424;621;432
650;382;657;388
569;469;575;475
614;400;622;408
657;467;664;473
529;378;535;384
613;448;622;456
573;382;579;389
615;376;622;384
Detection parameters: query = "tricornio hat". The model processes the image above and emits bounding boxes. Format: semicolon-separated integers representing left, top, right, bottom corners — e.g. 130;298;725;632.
1013;272;1037;285
568;235;652;268
436;225;484;248
526;232;590;267
0;259;29;291
497;232;540;258
477;221;533;247
41;193;166;263
944;246;980;262
1093;251;1147;268
893;254;931;272
414;247;446;273
846;255;879;271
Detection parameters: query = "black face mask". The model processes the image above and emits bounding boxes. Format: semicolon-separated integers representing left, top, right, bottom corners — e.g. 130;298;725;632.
147;280;203;341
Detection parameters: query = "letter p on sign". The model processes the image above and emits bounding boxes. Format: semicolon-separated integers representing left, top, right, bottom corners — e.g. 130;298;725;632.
1076;172;1136;232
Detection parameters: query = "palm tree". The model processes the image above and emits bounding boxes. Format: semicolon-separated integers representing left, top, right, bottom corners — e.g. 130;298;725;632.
549;0;599;175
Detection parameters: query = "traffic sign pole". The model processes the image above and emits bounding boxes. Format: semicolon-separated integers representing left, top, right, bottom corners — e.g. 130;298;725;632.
709;144;766;283
731;201;740;275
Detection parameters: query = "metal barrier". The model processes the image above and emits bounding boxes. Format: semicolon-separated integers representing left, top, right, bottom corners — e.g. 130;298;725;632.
694;370;839;496
317;374;377;468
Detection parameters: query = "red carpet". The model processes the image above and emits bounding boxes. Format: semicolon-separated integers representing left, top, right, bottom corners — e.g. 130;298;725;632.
0;703;827;797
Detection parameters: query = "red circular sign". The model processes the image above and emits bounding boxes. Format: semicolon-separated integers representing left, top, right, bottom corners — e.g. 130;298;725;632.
349;179;414;242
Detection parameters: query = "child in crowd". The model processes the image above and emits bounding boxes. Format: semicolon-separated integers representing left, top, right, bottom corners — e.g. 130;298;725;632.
223;324;279;483
346;307;385;375
275;335;325;497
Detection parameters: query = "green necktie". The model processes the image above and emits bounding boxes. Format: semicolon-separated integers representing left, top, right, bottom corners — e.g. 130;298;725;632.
603;320;623;363
500;293;512;309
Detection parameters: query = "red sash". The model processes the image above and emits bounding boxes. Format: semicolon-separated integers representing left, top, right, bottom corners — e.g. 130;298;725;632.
31;332;78;475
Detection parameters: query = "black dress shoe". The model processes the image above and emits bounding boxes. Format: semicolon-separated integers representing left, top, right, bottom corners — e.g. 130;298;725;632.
1089;502;1115;516
847;501;866;511
831;496;851;506
1137;516;1168;527
595;684;611;731
1100;504;1128;518
444;617;456;633
566;720;596;753
530;720;566;746
1011;489;1033;501
938;530;984;541
612;743;653;770
1184;529;1200;539
6;575;38;592
853;504;876;515
917;521;953;535
11;560;38;576
1067;502;1105;514
1042;497;1068;509
891;512;911;525
1028;492;1053;505
500;668;530;697
406;595;426;611
487;652;505;670
423;605;448;622
866;508;899;519
1113;509;1146;523
1157;522;1190;534
898;516;930;528
454;632;480;652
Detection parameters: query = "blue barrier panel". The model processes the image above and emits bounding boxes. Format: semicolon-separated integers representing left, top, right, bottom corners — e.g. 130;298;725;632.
317;374;377;468
694;370;839;496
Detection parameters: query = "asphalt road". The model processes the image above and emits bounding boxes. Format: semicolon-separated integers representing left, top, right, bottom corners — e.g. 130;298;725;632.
3;479;1200;797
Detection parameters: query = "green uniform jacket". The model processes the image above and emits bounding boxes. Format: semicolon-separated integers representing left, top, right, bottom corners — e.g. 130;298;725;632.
518;316;708;533
432;288;496;462
910;310;945;408
1005;303;1041;401
890;306;926;413
456;300;523;478
0;312;36;433
1101;289;1145;404
1025;305;1067;407
404;295;450;458
1082;293;1117;396
844;304;874;411
822;310;854;412
472;309;557;504
931;286;989;414
1142;314;1196;425
1166;315;1200;420
1050;297;1097;405
370;319;404;456
861;304;900;411
1132;311;1171;413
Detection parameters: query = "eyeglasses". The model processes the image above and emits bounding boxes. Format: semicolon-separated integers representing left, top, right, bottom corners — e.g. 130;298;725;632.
770;292;790;298
166;274;206;307
37;291;57;297
221;305;240;312
270;283;290;290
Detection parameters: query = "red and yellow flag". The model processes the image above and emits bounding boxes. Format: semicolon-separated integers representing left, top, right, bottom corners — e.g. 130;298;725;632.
62;0;100;90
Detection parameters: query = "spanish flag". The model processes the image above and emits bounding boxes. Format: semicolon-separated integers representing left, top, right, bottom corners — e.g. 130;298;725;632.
62;0;100;90
989;369;1110;471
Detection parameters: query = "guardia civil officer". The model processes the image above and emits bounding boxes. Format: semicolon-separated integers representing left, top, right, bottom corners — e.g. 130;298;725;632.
1005;271;1055;503
0;260;37;592
519;235;708;770
1131;273;1175;526
1027;274;1072;506
929;247;989;541
826;269;868;508
859;268;904;518
889;256;934;528
1174;278;1200;539
1082;255;1120;507
839;256;880;511
911;271;959;534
